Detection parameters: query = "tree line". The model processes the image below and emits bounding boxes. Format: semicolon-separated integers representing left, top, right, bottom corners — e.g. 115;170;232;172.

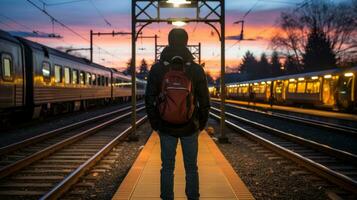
232;0;356;80
122;58;150;80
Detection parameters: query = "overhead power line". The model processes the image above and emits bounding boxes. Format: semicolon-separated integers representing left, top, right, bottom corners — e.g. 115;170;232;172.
89;0;112;27
26;0;119;61
43;0;88;6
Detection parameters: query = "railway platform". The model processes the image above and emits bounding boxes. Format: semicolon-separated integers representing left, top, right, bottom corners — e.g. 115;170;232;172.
212;98;357;122
112;131;254;200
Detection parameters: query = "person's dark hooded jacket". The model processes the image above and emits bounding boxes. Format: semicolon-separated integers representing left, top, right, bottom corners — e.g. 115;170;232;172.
145;28;210;136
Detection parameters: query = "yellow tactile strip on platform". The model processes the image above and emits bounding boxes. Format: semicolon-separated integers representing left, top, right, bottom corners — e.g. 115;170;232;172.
112;131;255;200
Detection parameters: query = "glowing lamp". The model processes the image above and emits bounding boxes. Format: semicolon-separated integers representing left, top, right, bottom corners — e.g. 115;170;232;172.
324;74;332;79
167;0;191;7
172;20;187;27
289;79;296;82
344;72;354;77
267;81;272;84
298;77;305;81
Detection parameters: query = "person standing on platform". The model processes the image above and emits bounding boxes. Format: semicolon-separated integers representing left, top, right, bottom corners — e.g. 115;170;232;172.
145;28;210;200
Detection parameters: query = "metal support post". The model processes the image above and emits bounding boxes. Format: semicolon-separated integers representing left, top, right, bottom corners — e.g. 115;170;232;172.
129;0;139;141
90;30;93;62
198;42;201;65
154;35;158;62
218;0;229;143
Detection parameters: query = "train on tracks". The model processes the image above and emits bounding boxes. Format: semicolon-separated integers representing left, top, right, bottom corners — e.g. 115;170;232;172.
210;67;357;111
0;30;146;120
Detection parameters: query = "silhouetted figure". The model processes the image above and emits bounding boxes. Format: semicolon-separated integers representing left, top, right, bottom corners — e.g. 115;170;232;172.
145;28;210;200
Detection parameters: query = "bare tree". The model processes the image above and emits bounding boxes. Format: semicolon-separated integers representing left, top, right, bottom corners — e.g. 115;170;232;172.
271;0;357;63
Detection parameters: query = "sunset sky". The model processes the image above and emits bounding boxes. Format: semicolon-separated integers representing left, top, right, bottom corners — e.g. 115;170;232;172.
0;0;345;77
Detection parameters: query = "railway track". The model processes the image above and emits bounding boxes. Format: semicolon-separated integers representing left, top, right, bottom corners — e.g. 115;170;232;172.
210;106;357;195
211;101;357;137
0;106;147;199
0;103;144;176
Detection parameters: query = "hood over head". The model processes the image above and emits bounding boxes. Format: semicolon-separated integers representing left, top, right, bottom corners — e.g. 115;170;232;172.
168;28;188;47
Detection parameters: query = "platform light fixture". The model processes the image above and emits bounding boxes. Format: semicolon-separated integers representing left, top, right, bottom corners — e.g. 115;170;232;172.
267;81;272;84
289;79;296;82
324;74;332;79
298;77;305;81
261;82;266;85
344;72;354;77
171;20;187;27
167;0;191;7
311;76;319;80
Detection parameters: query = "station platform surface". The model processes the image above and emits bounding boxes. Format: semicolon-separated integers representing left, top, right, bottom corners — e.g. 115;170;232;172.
211;98;357;122
112;131;254;200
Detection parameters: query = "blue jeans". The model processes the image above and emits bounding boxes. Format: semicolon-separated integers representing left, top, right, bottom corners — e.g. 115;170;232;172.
158;131;200;200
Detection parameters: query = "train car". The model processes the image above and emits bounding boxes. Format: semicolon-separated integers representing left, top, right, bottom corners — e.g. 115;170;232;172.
111;69;146;102
337;67;357;110
17;37;112;117
218;67;357;111
136;78;146;99
0;30;25;118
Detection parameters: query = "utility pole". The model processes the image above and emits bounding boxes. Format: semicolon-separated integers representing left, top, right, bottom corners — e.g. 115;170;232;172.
89;30;132;62
233;20;245;40
137;35;159;62
90;30;93;62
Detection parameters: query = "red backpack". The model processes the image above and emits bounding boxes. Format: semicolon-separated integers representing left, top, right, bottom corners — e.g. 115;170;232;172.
158;57;195;124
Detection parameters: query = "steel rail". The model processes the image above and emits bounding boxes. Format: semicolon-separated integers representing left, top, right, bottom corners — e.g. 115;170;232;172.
40;115;147;200
0;102;144;156
210;106;357;164
211;100;357;137
0;106;145;179
209;111;357;194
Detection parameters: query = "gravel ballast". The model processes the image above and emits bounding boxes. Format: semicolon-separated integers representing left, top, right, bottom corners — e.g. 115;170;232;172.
207;118;330;200
62;121;153;200
212;102;357;154
0;102;139;148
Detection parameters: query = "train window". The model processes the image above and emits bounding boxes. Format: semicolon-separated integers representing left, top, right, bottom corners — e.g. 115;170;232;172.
306;81;320;94
101;76;105;86
259;85;266;93
97;75;101;86
288;83;296;93
54;65;62;83
297;81;306;93
86;72;91;85
42;62;51;81
105;77;109;86
1;54;13;81
241;86;248;94
92;74;96;85
72;70;78;84
79;72;85;85
253;86;260;93
64;67;71;84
